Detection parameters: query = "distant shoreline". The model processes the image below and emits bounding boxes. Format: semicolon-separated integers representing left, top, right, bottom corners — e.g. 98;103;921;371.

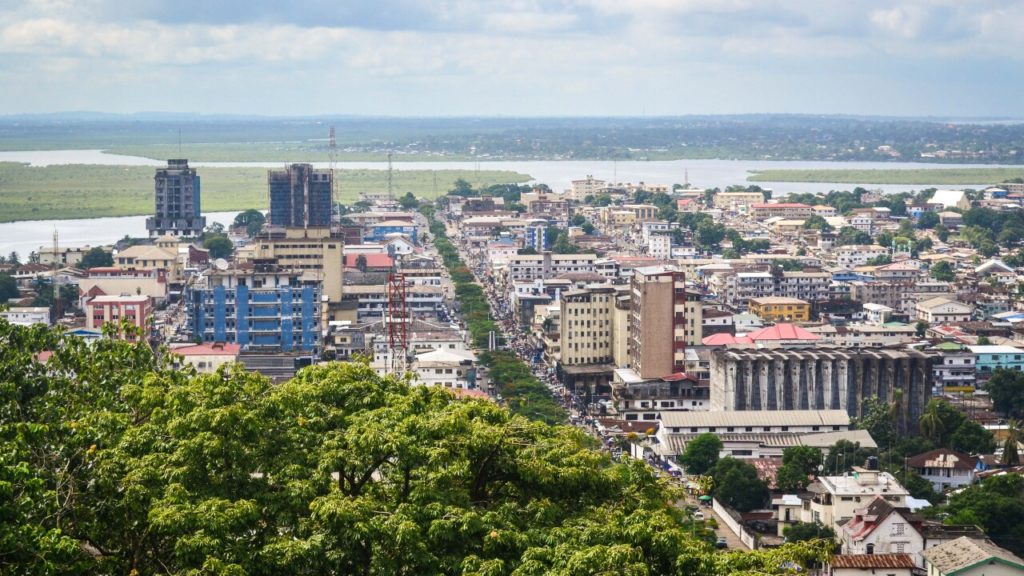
749;168;1024;186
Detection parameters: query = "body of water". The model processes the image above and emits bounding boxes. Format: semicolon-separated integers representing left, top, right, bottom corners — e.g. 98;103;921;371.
0;149;1007;256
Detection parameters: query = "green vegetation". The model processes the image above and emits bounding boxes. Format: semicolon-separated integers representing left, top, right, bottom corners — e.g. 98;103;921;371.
0;162;530;222
679;433;722;475
0;320;837;575
987;368;1024;419
710;457;770;513
749;168;1024;185
927;475;1024;556
425;207;565;425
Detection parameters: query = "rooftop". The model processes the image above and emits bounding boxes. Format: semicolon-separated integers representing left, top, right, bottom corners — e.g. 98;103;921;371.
171;343;242;356
830;554;915;570
922;537;1024;574
659;409;849;429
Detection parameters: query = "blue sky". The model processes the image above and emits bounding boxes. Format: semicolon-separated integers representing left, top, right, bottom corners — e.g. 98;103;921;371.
1;0;1022;117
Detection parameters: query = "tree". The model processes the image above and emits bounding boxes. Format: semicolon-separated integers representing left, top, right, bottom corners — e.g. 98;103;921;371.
203;235;234;259
823;440;874;475
695;220;726;251
517;247;538;255
856;397;895;448
917;211;940;229
930;261;955;282
581;222;595;235
936;225;950;242
782;445;823;476
679;433;722;475
31;283;78;313
28;251;40;264
0;273;19;303
918;399;966;446
450;178;475;196
398;192;420;210
801;215;833;232
710;457;769;513
0;321;836;575
776;464;812;491
836;227;871;246
949;419;996;454
783;522;835;543
939;475;1024;556
1001;419;1022;466
78;247;114;269
355;254;368;272
233;209;266;237
916;320;929;338
7;251;20;267
986;368;1024;418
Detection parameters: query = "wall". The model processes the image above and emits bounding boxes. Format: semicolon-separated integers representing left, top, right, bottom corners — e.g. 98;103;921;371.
712;498;759;550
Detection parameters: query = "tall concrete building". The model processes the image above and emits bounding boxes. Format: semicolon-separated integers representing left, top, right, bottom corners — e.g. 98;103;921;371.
709;347;934;430
268;163;333;228
146;159;205;237
628;266;691;379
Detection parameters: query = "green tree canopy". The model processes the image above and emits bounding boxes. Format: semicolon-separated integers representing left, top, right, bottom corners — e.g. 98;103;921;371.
783;522;836;543
930;260;956;282
711;457;770;513
987;368;1024;418
679;433;722;475
0;272;18;303
802;214;833;232
203;235;234;260
836;226;872;246
0;320;834;575
78;246;114;269
917;211;940;229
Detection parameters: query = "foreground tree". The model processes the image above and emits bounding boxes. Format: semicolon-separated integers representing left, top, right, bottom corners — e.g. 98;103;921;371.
711;457;769;513
78;246;114;269
0;321;833;574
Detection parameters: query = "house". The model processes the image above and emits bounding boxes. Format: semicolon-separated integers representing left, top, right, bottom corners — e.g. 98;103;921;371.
915;297;974;324
170;342;242;374
839;496;924;561
922;537;1024;576
84;294;152;339
967;345;1024;380
795;467;909;535
829;554;915;576
906;449;979;492
411;348;478;389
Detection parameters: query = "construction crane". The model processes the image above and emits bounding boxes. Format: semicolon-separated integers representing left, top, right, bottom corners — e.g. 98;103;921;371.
386;272;409;375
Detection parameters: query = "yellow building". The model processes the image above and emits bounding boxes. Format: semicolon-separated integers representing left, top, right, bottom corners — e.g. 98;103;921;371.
748;297;811;322
713;191;765;211
114;241;181;282
254;227;344;314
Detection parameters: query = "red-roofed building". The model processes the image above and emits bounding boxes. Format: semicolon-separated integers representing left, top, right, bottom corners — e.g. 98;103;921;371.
747;323;820;342
344;253;394;271
839;496;923;561
170;342;241;374
701;333;753;346
829;553;915;576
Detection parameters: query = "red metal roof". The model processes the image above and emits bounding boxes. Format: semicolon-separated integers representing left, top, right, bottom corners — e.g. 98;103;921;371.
701;333;753;346
747;323;820;341
172;343;242;356
750;203;812;209
344;254;394;268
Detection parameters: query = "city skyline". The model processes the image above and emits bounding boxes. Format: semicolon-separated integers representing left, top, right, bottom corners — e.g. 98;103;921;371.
1;0;1022;118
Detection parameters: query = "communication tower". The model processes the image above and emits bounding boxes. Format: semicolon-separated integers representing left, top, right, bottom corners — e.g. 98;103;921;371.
386;272;409;374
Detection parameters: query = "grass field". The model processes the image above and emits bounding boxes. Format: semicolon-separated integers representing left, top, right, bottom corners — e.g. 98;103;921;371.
748;168;1024;185
0;162;530;222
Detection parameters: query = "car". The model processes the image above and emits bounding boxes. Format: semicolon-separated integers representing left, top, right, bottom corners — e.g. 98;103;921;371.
715;537;727;549
693;511;705;521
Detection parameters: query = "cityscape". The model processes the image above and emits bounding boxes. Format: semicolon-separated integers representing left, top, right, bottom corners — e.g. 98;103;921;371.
3;1;1024;575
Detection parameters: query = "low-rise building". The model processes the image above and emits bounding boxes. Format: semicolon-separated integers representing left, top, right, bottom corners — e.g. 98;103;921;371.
829;554;915;576
748;296;811;322
922;537;1024;576
907;449;979;493
170;342;242;373
411;348;478;390
839;496;923;561
85;294;152;338
915;297;974;324
0;306;51;326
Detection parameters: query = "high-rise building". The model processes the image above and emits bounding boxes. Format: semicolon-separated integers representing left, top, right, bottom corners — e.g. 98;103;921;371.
145;159;205;237
628;266;690;379
268;164;333;228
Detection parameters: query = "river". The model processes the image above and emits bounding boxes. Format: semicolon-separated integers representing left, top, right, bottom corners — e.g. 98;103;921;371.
0;149;1007;256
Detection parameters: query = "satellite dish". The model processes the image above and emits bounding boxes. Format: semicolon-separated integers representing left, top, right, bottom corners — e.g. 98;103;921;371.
214;258;229;271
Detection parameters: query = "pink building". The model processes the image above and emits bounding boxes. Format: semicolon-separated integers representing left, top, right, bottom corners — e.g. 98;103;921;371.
85;294;152;339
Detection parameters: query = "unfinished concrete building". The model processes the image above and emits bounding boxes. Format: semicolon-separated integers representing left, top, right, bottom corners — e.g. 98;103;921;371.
710;347;934;432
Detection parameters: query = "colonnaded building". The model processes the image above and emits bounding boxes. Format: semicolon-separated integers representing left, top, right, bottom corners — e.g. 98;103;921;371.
709;347;934;430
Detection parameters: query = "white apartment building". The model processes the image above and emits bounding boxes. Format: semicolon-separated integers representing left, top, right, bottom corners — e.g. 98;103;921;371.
506;252;598;282
0;307;51;326
648;234;672;260
778;271;832;302
835;245;890;268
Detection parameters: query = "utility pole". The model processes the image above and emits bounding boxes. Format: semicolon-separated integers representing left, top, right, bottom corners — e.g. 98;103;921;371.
52;228;61;322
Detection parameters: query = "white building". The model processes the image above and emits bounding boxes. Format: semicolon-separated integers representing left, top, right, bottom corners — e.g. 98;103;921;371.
0;306;51;326
785;468;909;535
412;348;478;389
839;496;924;561
915;297;974;324
906;449;978;493
835;245;890;268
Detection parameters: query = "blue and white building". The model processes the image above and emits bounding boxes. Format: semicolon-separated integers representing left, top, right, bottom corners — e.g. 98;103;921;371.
188;263;321;352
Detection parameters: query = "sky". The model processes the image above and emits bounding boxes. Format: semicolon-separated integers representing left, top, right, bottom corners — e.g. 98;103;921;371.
0;0;1022;117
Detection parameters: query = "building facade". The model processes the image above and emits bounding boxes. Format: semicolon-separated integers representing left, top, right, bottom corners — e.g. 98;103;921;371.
268;163;333;228
629;267;689;379
146;159;206;237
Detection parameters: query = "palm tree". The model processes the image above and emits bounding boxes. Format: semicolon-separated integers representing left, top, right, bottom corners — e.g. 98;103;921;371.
888;389;906;436
919;405;944;444
1003;419;1022;466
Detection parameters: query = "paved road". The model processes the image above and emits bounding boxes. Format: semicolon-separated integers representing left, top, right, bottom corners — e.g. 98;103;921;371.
677;490;750;551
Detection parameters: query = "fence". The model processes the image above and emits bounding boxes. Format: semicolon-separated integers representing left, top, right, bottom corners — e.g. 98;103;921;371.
712;498;760;550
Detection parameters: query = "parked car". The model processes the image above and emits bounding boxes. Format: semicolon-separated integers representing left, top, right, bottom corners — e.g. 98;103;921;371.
693;511;705;521
715;537;728;549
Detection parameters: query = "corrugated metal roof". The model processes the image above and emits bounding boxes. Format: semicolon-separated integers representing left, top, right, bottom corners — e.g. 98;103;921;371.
659;410;850;428
922;537;1024;574
830;554;915;569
